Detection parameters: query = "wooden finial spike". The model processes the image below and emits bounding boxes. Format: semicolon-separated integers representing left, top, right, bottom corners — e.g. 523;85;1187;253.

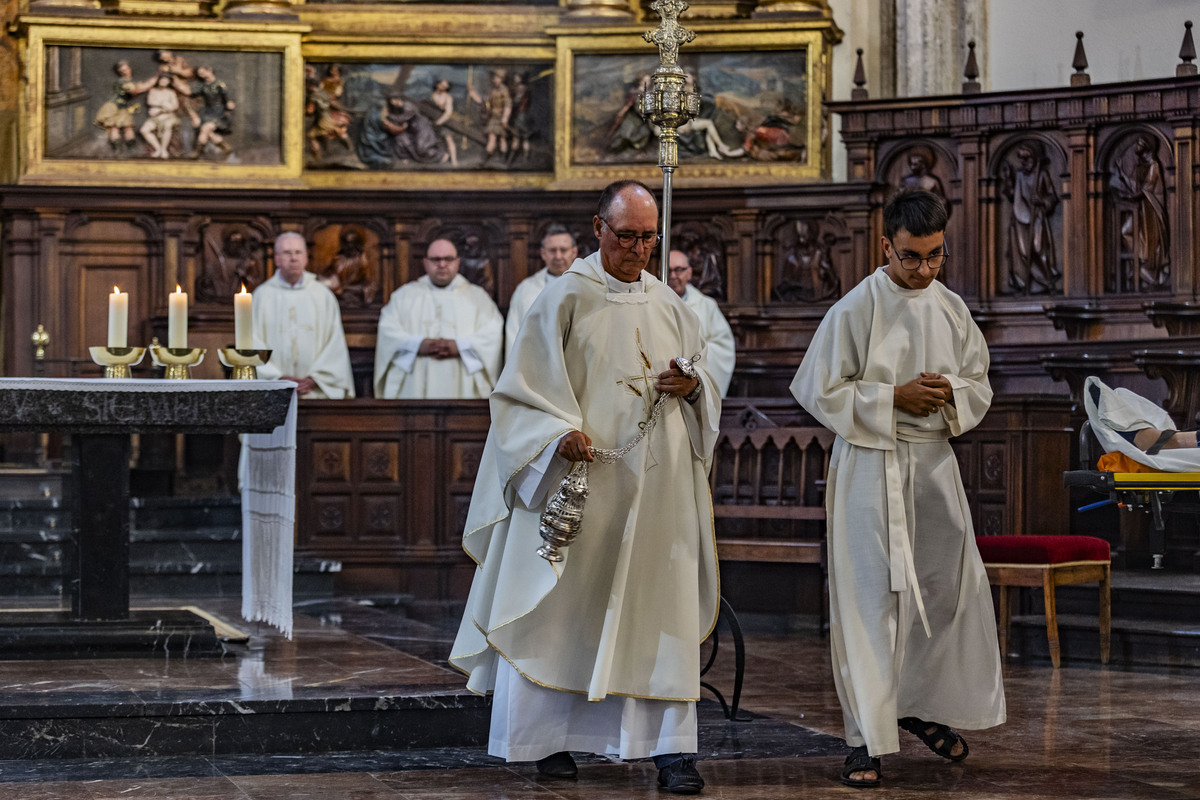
851;47;868;100
1179;21;1197;76
964;40;980;81
1071;31;1091;86
963;39;981;94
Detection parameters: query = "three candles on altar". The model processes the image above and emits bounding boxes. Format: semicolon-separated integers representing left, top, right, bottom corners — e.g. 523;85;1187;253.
106;285;254;350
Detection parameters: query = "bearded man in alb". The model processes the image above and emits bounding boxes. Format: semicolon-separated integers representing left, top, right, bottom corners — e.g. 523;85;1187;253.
790;190;1004;789
450;180;719;796
667;249;735;397
373;238;503;399
252;232;354;399
504;223;577;357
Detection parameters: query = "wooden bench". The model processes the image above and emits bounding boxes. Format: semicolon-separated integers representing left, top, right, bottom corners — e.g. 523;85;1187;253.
710;417;836;629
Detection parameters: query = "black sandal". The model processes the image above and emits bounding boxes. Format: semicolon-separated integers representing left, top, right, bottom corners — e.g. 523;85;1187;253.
841;745;881;788
898;716;969;761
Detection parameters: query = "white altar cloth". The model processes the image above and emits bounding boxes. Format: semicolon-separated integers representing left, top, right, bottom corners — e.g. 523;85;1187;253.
0;378;298;638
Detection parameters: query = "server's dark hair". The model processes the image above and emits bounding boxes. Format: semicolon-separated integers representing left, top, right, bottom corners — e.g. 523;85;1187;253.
883;190;949;240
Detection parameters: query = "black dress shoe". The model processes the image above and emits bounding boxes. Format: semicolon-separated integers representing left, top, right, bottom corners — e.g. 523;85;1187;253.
536;751;577;778
657;756;705;794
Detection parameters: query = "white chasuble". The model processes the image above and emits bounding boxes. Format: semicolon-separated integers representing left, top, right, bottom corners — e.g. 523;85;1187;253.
682;285;736;398
504;267;558;358
373;275;503;399
251;272;355;399
790;267;1004;756
449;251;721;761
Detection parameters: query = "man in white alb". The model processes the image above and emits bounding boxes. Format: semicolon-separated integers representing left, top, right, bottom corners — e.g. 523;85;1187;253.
373;238;503;399
450;180;720;795
790;190;1004;789
667;249;735;397
504;223;577;357
252;232;355;399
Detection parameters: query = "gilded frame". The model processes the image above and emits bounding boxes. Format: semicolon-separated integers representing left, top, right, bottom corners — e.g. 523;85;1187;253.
553;23;834;188
19;17;305;188
302;43;557;191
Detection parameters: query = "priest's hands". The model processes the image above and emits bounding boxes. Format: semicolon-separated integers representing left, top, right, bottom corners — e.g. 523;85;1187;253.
657;361;700;398
557;431;594;462
282;375;318;396
418;338;461;359
895;373;954;416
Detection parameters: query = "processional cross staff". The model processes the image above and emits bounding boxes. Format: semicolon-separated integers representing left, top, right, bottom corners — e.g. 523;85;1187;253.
535;1;704;562
640;0;700;282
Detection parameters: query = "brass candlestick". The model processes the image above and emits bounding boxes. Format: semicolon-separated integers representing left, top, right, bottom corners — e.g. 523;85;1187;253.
218;348;272;380
89;346;147;379
642;0;700;282
150;341;206;380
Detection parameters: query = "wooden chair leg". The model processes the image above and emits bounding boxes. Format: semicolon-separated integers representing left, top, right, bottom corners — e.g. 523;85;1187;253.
1042;569;1060;668
1099;564;1111;665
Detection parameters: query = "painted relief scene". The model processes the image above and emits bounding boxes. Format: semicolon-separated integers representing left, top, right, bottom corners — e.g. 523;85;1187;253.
304;62;554;172
571;50;808;167
43;46;282;163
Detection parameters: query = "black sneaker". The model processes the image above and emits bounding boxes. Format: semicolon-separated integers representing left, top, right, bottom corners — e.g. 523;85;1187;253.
657;756;705;794
535;751;577;779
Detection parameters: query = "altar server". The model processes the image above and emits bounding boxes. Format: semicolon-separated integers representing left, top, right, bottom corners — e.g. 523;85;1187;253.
252;232;355;399
666;249;735;397
373;238;503;400
790;190;1004;788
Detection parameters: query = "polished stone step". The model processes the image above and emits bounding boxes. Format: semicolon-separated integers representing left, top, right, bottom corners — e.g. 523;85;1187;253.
1007;612;1200;668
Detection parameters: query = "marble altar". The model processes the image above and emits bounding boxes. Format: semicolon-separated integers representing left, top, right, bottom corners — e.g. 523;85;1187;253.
0;378;295;657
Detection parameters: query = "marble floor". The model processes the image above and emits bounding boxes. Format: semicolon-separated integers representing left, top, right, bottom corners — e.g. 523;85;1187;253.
1;597;1199;799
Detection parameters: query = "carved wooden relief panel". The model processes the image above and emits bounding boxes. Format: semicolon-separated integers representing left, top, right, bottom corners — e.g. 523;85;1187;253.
994;136;1065;297
1104;129;1170;295
193;219;269;304
309;221;385;310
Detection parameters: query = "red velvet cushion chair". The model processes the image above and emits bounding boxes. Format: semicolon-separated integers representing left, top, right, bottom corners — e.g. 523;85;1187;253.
975;535;1111;668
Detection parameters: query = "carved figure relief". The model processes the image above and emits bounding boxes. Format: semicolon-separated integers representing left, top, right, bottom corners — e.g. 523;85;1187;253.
304;62;553;173
1108;133;1169;293
773;219;839;303
671;221;727;300
896;145;947;203
197;223;264;303
313;224;381;309
999;140;1061;295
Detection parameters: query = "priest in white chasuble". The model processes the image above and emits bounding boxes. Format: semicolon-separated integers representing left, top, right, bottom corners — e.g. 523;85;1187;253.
790;190;1003;790
373;238;503;399
252;232;355;399
504;223;577;358
450;181;720;796
667;249;735;397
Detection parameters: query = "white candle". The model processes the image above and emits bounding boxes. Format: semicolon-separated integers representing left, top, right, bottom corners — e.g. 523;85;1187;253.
107;286;128;349
167;285;188;349
234;284;253;350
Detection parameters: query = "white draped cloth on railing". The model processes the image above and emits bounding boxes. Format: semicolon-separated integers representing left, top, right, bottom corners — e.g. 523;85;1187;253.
0;377;298;638
240;386;298;638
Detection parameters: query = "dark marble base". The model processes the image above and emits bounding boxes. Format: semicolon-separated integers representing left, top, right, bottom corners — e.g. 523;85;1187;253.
0;608;224;659
0;699;839;779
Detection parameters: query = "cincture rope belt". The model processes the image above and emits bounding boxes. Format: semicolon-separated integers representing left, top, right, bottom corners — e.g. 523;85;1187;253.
885;427;945;638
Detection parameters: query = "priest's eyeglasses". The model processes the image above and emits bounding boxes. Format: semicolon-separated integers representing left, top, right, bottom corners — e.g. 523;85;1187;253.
891;243;950;271
600;218;662;249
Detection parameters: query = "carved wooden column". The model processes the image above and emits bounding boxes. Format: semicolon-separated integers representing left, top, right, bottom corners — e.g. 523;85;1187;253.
957;132;984;302
730;208;757;305
1062;123;1095;296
